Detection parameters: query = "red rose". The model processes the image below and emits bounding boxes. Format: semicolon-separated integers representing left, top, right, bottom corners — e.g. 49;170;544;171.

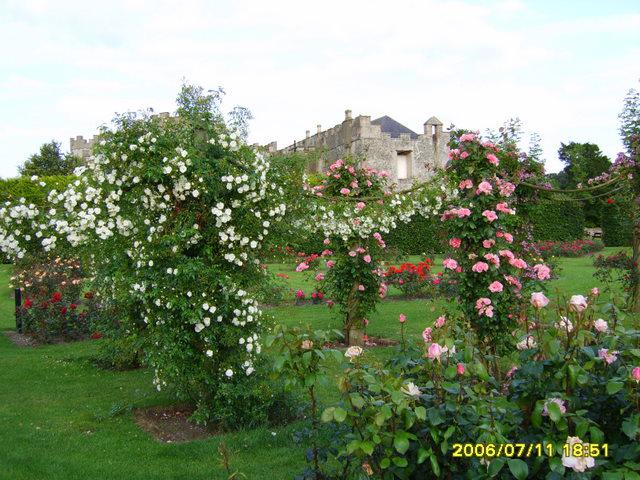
607;198;614;204
84;292;94;299
60;307;67;314
90;332;103;340
70;303;77;310
23;298;33;309
52;292;62;302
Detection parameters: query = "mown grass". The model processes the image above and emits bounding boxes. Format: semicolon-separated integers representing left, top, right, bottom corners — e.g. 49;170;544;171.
0;248;634;479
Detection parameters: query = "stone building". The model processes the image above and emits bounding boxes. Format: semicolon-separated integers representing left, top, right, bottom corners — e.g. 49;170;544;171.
267;110;450;188
70;135;96;161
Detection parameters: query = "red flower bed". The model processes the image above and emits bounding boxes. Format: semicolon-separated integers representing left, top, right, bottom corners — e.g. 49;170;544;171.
384;259;435;297
531;239;604;259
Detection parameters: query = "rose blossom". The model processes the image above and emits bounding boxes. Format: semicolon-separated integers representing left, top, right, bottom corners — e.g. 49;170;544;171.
476;181;493;195
555;316;574;333
591;287;600;297
593;318;608;333
498;181;516;197
315;273;325;281
598;348;619;365
533;264;551;280
509;258;527;269
427;342;444;360
632;367;640;383
457;363;465;375
345;346;363;361
443;258;458;270
295;262;309;272
449;237;462;248
569;295;588;313
495;202;514;214
323;238;331;245
458;179;473;189
460;151;469;159
472;261;489;273
363;254;372;263
435;315;446;328
484;253;500;266
301;339;314;350
348;251;357;257
562;436;595;472
422;327;432;342
399;313;406;323
460;133;476;142
506;366;518;378
499;249;515;260
489;281;503;293
340;188;350;195
401;382;421;397
482;210;498;222
486;153;499;165
517;336;537;350
326;260;335;268
356;202;365;210
358;284;365;291
542;398;567;416
530;292;549;309
482;239;495;248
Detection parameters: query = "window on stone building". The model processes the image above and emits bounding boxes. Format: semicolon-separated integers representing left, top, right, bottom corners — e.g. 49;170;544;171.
396;151;412;180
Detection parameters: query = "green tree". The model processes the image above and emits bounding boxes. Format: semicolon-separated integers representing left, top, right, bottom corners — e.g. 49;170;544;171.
19;141;81;177
557;142;611;188
619;87;640;154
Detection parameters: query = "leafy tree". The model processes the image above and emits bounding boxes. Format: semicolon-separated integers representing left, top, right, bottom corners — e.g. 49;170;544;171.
19;141;82;177
557;142;611;188
619;87;640;153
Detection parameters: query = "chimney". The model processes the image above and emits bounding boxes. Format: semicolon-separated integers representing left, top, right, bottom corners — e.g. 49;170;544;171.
345;109;352;121
306;130;310;139
317;124;322;134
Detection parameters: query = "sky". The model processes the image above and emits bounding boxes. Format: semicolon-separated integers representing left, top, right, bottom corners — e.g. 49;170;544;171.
1;0;639;178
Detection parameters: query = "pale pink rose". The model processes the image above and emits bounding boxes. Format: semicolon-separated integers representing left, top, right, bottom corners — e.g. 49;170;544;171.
594;319;608;333
427;342;444;360
347;165;355;174
598;348;619;365
321;249;332;256
632;367;640;383
458;179;473;189
356;247;366;254
443;258;458;270
356;202;366;210
460;133;476;142
296;262;309;272
449;237;462;248
378;283;388;298
562;436;596;472
340;188;350;195
489;281;503;293
301;339;314;350
315;273;325;281
530;292;549;309
476;181;493;195
482;239;495;248
591;287;600;297
456;208;472;218
422;327;432;342
363;254;372;263
503;233;514;243
456;363;465;375
506;365;518;378
484;253;500;266
350;180;358;188
482;210;498;222
555;316;574;333
348;251;357;257
358;284;365;291
498;181;516;197
496;202;514;214
448;148;460;159
475;297;493;317
517;336;537;350
569;295;588;313
323;238;331;245
472;261;489;273
484;306;494;317
533;264;551;280
399;313;406;323
435;315;446;328
460;151;469;159
542;398;566;416
506;275;522;291
326;260;335;268
499;249;515;260
509;258;528;269
486;153;499;165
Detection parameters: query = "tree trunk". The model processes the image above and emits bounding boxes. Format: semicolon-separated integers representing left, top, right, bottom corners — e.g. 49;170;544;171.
344;282;364;345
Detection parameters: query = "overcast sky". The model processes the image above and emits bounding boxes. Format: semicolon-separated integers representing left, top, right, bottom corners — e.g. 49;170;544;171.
1;0;639;178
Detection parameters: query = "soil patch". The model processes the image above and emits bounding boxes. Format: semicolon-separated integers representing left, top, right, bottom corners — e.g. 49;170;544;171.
5;330;39;347
134;405;216;443
324;335;398;349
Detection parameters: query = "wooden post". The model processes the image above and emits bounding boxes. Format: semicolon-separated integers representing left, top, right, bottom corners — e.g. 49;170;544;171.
14;288;22;333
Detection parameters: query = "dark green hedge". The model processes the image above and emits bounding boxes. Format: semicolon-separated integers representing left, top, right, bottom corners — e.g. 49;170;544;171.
386;213;445;255
0;175;74;204
526;195;585;241
601;193;633;247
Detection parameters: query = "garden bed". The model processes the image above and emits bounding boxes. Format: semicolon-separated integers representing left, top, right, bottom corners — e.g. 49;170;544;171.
134;405;217;443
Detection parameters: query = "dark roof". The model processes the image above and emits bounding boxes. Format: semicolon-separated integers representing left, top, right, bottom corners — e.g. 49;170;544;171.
371;115;418;139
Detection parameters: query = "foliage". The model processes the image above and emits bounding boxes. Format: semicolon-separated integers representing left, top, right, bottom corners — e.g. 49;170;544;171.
0;175;75;204
594;251;640;310
383;259;435;298
385;213;445;255
601;192;633;247
556;142;611;189
619;88;640;154
525;195;585;241
19;140;82;177
531;238;604;259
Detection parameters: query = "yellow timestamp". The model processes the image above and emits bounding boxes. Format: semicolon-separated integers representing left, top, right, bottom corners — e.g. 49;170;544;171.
451;443;609;458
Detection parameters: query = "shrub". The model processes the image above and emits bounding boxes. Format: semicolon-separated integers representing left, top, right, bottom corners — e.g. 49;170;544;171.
0;175;75;204
385;214;445;255
383;259;434;298
601;193;633;246
525;196;585;241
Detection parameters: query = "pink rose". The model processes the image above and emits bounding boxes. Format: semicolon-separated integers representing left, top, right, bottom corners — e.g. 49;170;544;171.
482;210;498;222
427;342;444;360
496;202;514;214
593;319;608;333
326;260;335;268
321;249;332;256
356;247;366;254
443;258;458;270
542;398;566;416
458;179;473;189
488;281;503;293
506;366;518;378
472;261;489;273
363;254;372;263
460;133;476;142
486;153;499;165
456;363;465;375
296;262;309;272
509;258;527;269
378;283;388;298
323;238;331;245
503;233;514;243
591;287;600;297
422;327;432;343
340;188;350;195
399;313;406;323
358;284;365;291
498;181;516;197
598;348;619;365
530;292;549;309
482;239;495;249
356;202;366;210
315;273;325;281
460;151;469;159
348;251;357;257
632;367;640;383
456;208;472;218
435;315;446;328
484;253;500;266
449;237;462;248
476;181;493;195
499;249;515;260
533;264;551;280
569;295;588;313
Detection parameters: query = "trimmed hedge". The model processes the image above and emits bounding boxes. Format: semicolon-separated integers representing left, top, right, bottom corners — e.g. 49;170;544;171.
0;175;75;204
601;194;633;247
386;213;445;255
526;195;585;241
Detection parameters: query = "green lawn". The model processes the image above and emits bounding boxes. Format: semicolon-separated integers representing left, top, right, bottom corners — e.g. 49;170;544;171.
0;249;634;479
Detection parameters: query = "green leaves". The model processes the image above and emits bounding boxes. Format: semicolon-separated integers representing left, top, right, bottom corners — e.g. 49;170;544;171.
393;431;411;454
507;459;529;480
547;401;562;423
606;380;624;395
